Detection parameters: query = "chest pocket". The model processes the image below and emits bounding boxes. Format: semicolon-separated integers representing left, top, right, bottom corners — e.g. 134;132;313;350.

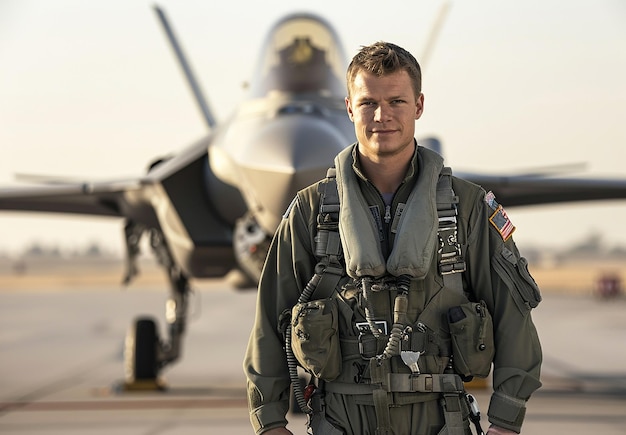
291;298;342;381
448;300;494;378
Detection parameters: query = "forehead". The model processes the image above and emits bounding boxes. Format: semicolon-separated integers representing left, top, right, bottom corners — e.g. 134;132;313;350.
349;69;414;99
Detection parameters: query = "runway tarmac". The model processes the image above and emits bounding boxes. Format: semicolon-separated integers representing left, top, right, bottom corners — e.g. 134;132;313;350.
1;277;625;434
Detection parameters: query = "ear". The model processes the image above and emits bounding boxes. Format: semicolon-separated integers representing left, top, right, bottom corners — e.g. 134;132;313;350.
345;97;355;122
415;93;424;120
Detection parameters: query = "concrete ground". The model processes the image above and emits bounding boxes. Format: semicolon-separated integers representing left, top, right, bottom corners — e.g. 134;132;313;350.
1;275;625;434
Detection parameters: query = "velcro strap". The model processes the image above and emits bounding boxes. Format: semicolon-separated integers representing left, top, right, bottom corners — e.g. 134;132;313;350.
487;391;527;433
249;403;289;435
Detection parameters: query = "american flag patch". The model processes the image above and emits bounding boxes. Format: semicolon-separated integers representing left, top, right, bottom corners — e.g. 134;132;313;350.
485;191;498;210
489;205;516;241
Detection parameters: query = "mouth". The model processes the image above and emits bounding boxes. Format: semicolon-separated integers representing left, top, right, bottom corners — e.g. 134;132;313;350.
371;129;397;136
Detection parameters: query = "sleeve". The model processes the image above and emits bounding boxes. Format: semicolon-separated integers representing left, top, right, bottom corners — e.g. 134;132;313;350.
243;191;318;434
464;189;543;433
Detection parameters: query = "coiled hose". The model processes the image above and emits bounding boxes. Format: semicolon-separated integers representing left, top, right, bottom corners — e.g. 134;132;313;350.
284;272;322;414
363;275;412;364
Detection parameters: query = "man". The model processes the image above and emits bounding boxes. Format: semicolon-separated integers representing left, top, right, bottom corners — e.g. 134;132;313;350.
244;42;542;435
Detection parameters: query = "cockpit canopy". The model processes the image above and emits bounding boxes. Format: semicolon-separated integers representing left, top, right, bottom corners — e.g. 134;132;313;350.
249;13;347;98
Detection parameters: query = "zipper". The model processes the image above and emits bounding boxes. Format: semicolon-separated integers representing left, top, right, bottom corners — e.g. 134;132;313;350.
384;205;392;224
475;301;488;351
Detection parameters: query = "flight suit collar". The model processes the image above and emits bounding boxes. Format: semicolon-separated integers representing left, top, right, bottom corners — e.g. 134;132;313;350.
350;140;419;187
335;142;444;279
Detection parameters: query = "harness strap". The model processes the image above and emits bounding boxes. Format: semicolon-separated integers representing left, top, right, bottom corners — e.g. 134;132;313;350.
341;323;445;360
440;393;467;435
436;168;469;435
311;165;469;435
370;358;392;435
324;373;464;395
437;167;466;295
373;389;391;435
312;168;344;300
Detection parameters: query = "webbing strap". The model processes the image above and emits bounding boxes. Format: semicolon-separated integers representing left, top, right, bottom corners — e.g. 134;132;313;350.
436;167;466;295
373;389;391;435
369;358;392;435
440;394;467;435
312;169;343;300
324;373;464;394
436;171;470;435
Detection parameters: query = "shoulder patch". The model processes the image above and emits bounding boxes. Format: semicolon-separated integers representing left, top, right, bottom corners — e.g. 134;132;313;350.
485;190;498;210
485;191;515;241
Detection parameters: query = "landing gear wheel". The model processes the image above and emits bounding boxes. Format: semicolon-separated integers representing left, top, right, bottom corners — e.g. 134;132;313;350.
123;317;163;390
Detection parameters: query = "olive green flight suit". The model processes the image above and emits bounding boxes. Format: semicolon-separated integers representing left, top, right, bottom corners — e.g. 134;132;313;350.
244;144;542;434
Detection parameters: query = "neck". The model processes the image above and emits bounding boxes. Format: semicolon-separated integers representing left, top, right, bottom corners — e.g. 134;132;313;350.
359;143;415;194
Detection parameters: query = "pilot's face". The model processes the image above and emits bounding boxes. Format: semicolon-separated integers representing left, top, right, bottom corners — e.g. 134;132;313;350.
345;69;423;163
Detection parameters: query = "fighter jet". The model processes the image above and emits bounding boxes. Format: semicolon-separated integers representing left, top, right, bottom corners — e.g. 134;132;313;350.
1;7;625;386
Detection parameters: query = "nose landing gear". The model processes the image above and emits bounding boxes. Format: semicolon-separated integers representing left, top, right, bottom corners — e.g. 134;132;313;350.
121;225;190;390
123;317;165;390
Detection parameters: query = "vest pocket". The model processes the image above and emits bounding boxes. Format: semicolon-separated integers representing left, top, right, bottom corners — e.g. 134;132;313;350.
291;298;342;381
448;300;494;378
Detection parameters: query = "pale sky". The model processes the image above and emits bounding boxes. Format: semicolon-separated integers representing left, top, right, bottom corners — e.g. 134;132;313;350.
1;0;625;256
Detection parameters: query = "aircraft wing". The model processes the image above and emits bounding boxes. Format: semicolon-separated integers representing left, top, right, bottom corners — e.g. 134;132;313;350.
0;178;144;217
4;164;626;217
0;137;237;280
463;172;626;207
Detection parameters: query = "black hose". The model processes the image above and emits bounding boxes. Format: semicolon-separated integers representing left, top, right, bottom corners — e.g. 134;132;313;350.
285;272;322;414
362;277;384;338
374;275;412;363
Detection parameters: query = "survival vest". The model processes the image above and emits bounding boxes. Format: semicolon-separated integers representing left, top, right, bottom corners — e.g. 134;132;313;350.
288;166;490;435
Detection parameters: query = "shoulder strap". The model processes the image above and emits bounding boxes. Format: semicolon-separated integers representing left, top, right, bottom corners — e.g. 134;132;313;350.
310;168;344;300
436;167;466;294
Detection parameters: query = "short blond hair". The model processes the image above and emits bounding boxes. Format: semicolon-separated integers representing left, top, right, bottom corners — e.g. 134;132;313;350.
346;41;422;99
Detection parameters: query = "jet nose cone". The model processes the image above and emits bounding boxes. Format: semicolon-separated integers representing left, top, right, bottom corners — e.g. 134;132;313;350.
238;114;351;232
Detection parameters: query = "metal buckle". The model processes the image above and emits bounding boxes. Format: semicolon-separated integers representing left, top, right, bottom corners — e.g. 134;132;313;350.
440;258;467;275
356;321;388;336
438;208;465;275
356;321;388;359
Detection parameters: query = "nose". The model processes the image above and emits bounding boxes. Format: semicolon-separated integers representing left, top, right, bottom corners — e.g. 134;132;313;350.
374;103;391;122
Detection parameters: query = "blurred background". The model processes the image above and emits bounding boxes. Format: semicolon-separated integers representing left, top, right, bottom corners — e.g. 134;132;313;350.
1;3;625;434
1;0;625;260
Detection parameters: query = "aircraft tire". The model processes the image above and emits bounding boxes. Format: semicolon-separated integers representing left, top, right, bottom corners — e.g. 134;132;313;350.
125;317;159;381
